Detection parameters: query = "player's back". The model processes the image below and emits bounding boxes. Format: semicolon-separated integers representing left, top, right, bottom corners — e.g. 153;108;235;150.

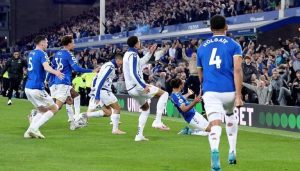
197;35;242;93
123;50;143;90
25;49;48;90
95;61;115;91
52;49;75;85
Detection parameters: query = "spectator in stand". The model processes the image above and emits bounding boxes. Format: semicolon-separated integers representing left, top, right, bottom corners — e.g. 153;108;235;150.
242;54;259;102
182;49;199;96
291;70;300;106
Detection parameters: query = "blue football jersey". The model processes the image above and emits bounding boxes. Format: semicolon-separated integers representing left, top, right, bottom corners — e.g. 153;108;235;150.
25;49;49;90
197;35;243;93
170;92;196;123
52;49;77;85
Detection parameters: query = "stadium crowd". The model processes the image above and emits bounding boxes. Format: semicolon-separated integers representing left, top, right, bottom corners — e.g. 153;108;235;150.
9;0;300;51
1;35;300;106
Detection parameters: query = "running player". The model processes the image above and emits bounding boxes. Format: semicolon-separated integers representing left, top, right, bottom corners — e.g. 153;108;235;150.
170;78;210;133
24;35;64;139
51;35;98;129
123;36;170;141
197;15;244;170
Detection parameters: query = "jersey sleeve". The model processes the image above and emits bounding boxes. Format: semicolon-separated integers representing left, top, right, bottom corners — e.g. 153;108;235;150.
67;52;77;66
196;47;203;68
40;52;49;64
233;41;243;58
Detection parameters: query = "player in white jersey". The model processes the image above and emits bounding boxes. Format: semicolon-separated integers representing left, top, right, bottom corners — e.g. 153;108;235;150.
123;36;170;141
79;54;126;134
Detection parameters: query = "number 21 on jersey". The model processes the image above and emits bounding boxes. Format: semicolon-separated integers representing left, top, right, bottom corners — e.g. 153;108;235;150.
209;48;222;69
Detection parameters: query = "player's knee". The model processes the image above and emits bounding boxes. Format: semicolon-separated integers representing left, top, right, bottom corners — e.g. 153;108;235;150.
103;108;112;116
141;103;149;111
66;96;73;105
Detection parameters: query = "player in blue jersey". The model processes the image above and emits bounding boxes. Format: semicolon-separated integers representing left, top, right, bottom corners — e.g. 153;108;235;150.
197;15;244;171
24;35;64;139
51;35;98;129
170;78;210;133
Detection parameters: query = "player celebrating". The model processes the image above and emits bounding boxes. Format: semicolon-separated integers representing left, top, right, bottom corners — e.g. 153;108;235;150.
197;15;244;171
51;35;97;129
80;54;126;134
123;36;169;141
24;35;64;139
170;78;210;133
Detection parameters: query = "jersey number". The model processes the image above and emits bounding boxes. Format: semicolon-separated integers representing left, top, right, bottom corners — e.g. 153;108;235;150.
55;58;64;70
28;57;33;71
209;48;222;69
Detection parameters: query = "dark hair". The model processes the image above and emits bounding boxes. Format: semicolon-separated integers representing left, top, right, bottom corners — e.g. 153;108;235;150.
61;35;74;46
127;36;139;48
34;35;47;45
115;53;123;59
210;15;226;30
170;78;183;89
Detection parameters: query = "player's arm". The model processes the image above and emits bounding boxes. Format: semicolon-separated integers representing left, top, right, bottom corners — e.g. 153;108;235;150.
196;48;203;84
129;53;147;90
183;88;194;99
179;95;201;113
94;66;113;101
233;44;244;107
139;44;157;65
43;62;64;80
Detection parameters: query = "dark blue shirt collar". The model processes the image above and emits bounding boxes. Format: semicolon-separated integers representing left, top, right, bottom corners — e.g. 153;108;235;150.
111;59;118;68
128;47;138;53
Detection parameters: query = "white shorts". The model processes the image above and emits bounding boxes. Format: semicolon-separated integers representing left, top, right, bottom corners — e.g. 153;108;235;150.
128;85;159;106
49;85;55;98
99;90;118;106
25;88;55;108
189;112;209;131
202;92;235;122
52;84;72;103
88;96;104;111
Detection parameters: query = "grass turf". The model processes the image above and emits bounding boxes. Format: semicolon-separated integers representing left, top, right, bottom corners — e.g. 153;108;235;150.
0;97;299;171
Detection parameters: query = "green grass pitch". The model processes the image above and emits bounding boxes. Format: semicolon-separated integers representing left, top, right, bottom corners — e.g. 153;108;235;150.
0;97;299;171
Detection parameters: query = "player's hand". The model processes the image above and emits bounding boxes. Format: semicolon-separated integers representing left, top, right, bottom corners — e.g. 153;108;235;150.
45;81;49;89
143;85;150;94
95;99;100;104
55;70;64;80
234;97;244;108
193;95;202;103
149;44;157;55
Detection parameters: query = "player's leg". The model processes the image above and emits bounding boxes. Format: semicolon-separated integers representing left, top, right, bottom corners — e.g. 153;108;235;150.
109;102;126;134
189;112;210;132
223;92;239;165
65;96;77;130
152;87;170;130
135;102;150;141
70;88;81;116
203;92;224;171
24;89;58;139
7;78;17;105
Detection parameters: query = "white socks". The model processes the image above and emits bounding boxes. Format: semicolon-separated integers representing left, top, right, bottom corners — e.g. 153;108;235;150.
137;110;149;136
73;95;81;116
111;113;120;132
155;92;168;123
31;112;42;125
209;125;222;151
65;104;74;122
30;111;54;130
87;110;104;118
225;114;238;154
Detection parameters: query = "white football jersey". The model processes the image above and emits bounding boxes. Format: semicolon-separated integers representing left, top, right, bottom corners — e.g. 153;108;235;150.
94;61;116;100
123;48;152;91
